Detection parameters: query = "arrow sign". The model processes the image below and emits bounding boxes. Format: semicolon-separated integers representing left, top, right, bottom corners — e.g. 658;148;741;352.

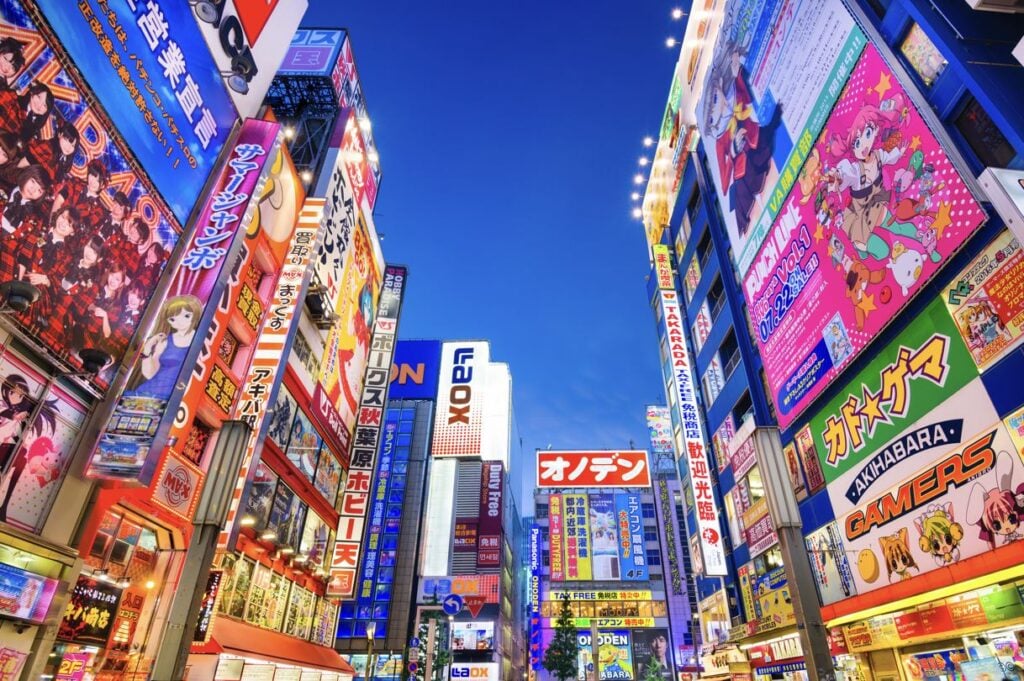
410;637;420;648
464;595;486;618
442;593;464;616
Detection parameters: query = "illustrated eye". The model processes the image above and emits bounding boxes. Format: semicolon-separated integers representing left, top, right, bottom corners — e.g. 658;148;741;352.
932;540;940;552
945;533;952;544
1009;514;1018;525
993;519;1003;531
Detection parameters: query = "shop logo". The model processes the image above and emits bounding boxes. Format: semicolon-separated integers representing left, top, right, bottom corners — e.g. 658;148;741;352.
447;347;475;424
162;466;193;507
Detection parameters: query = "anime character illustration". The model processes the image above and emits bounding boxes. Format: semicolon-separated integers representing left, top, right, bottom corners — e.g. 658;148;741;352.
127;295;202;400
590;505;618;553
832;238;890;331
879;527;919;582
598;641;633;680
0;389;58;522
915;503;964;566
823;314;853;365
959;298;1012;360
967;451;1024;548
887;241;925;296
337;279;376;418
702;37;780;238
0;373;32;470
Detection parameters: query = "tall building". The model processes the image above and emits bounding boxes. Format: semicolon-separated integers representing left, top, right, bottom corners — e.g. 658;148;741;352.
638;0;1024;679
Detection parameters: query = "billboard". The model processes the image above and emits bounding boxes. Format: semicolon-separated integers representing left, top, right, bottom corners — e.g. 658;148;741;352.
190;0;308;118
278;28;344;75
329;265;405;597
645;406;676;476
0;562;58;624
450;664;498;681
451;621;494;652
478;461;503;568
805;522;857;605
615;493;649;581
549;493;565;582
89;120;279;483
32;0;236;224
941;230;1024;370
563;493;592;581
630;629;674;681
57;576;122;645
658;289;727;575
417;575;500;605
595;630;633;681
529;525;542;671
743;44;987;427
696;0;866;277
433;342;489;457
537;450;652;488
389;339;442;399
0;1;180;381
804;297;1024;596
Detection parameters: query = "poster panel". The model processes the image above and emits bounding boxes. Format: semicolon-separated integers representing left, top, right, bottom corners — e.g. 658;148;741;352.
33;0;236;223
595;630;633;681
0;1;180;381
477;461;503;568
563;493;592;581
549;493;565;582
0;563;57;624
744;45;987;427
589;493;620;581
941;230;1024;370
696;0;866;276
615;493;649;582
57;576;122;645
630;629;674;681
805;522;857;605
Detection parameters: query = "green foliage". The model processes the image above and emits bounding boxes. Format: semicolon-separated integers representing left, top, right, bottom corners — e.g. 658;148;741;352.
542;594;579;681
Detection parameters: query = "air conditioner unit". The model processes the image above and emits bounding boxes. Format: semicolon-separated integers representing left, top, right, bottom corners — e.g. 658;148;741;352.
965;0;1024;12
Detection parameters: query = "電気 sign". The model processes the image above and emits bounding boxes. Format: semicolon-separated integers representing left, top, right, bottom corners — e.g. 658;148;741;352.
537;451;651;488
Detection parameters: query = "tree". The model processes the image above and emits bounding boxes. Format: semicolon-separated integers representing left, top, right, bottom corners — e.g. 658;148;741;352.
543;594;579;681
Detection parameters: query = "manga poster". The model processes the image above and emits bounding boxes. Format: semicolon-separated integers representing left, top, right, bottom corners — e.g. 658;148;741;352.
696;0;865;276
744;45;986;427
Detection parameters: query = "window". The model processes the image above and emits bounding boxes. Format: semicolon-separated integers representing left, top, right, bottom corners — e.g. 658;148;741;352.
641;503;656;519
955;96;1016;168
697;230;713;271
732;390;753;428
686;186;701;224
643;528;659;543
645;549;662;566
900;23;947;87
707;276;726;321
720;329;740;379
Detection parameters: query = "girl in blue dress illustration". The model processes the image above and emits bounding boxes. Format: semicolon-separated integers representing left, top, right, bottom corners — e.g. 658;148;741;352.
129;294;202;399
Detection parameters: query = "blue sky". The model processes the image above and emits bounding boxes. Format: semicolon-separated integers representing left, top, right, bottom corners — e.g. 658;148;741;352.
304;1;680;508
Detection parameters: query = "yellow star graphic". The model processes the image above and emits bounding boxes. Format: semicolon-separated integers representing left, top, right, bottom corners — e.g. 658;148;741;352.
910;135;922;151
857;292;877;315
815;222;825;243
858;387;888;434
873;72;892;99
932;201;952;240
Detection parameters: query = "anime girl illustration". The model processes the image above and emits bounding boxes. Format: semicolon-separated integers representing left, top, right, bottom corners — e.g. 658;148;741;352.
915;503;964;566
702;37;780;238
0;373;32;470
127;295;202;400
0;389;57;522
967;451;1024;548
959;298;1012;360
879;527;919;582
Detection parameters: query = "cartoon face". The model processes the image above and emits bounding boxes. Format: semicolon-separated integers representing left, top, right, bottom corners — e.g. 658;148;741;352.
168;307;194;332
928;530;957;557
852;122;878;160
989;505;1020;537
887;246;924;296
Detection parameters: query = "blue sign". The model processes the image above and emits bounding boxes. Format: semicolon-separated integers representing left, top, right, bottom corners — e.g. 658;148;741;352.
34;0;237;224
442;593;464;616
616;493;650;581
388;340;442;399
409;637;420;648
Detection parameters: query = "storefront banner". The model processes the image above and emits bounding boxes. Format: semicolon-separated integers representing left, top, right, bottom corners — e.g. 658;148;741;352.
388;340;442;400
595;630;634;681
537;450;651;488
805;522;857;605
432;341;489;458
630;629;674;681
548;494;565;582
453;520;478;552
751;566;795;634
782;441;808;500
653;245;674;290
58;576;122;645
697;0;866;276
34;0;236;223
744;44;987;427
563;493;592;581
590;493;620;581
712;415;737;474
659;290;727;575
0;562;57;624
450;664;498;681
91;120;279;483
477;461;503;568
615;493;649;581
547;591;654;602
941;230;1024;370
417;575;499;605
737;563;757;623
692;302;712;354
54;652;89;681
743;504;778;558
903;650;966;679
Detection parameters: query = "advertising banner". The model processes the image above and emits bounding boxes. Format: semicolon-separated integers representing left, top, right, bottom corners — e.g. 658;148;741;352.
537;450;651;488
652;244;674;290
452;621;494;651
941;230;1024;370
547;591;653;601
529;525;542;671
692;301;712;353
33;0;236;224
563;493;592;581
645;406;676;475
659;289;727;575
417;575;500;605
655;479;685;595
805;522;857;605
0;563;57;624
549;493;565;582
0;1;180;382
328;264;404;597
631;629;674;681
589;493;620;580
389;339;442;400
744;44;987;427
478;461;503;568
278;28;344;75
615;493;649;581
454;520;478;552
683;256;700;302
596;630;633;681
91;120;279;483
151;450;203;520
696;0;866;276
193;569;223;644
432;341;489;457
57;577;122;645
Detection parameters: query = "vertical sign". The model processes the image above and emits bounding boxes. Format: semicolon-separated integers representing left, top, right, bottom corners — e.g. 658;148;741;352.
652;244;674;290
589;493;620;581
432;342;489;457
329;265;406;597
217;198;324;550
91;120;279;484
548;494;565;582
616;493;649;581
563;493;592;581
659;289;727;575
478;462;504;568
529;525;542;671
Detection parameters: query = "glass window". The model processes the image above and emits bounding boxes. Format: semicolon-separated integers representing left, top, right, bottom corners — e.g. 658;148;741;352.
641;503;656;519
637;601;653;617
646;549;661;566
578;602;594;617
397;433;413;447
900;23;947;87
955;96;1016;167
398;419;414;434
266;388;297;452
651;601;668;617
285;411;321;481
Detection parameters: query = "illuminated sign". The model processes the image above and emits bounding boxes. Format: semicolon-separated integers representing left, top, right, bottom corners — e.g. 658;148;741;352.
537;451;652;488
450;664;498;681
478;462;503;568
0;563;58;624
652;244;674;290
548;591;654;601
433;342;489;457
389;340;442;399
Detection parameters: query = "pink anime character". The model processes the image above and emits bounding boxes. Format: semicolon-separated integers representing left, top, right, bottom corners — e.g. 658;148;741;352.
967;451;1024;548
823;93;937;264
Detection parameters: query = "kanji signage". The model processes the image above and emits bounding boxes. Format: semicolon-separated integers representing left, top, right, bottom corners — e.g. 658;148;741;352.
193;569;224;643
652;244;674;290
548;494;565;582
58;577;122;645
537;450;651;488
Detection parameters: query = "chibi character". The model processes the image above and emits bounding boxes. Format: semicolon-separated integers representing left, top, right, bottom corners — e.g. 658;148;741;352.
703;38;779;237
825;93;932;262
959;299;1012;357
0;391;57;522
915;503;964;566
967;451;1024;548
879;527;919;582
598;642;633;680
127;295;202;400
886;241;925;296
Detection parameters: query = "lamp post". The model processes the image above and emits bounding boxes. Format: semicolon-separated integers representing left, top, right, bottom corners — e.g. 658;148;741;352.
446;615;454;681
367;622;377;681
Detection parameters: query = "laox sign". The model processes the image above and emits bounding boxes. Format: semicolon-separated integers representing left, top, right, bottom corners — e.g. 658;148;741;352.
448;347;475;424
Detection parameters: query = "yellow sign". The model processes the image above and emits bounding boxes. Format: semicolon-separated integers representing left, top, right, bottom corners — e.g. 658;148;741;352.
548;591;653;602
548;617;657;628
653;244;674;290
741;497;769;532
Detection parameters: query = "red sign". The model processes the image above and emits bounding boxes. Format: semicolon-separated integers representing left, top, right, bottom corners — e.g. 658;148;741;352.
151;452;203;520
537;451;651;488
464;596;486;618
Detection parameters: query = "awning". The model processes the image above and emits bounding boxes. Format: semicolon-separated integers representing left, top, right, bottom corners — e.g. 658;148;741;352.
191;617;354;674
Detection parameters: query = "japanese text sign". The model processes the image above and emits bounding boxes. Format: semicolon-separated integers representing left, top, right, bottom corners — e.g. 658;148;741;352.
537;451;651;488
653;244;674;291
57;576;122;645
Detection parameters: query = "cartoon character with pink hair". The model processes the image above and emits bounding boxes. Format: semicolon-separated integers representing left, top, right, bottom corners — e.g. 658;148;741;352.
968;451;1024;548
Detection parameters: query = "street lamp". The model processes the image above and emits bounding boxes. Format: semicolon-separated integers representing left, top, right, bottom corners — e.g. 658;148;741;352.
367;622;377;681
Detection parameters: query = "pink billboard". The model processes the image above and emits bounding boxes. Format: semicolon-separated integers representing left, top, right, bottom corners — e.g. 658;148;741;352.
742;45;986;427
